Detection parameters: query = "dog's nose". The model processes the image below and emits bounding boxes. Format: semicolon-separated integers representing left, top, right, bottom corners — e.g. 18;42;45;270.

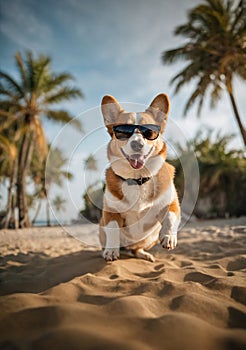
130;140;144;152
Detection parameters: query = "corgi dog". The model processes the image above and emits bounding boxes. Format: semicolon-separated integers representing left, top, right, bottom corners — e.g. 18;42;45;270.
99;94;180;262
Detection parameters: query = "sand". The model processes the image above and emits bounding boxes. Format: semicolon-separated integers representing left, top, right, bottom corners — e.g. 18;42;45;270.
0;218;245;350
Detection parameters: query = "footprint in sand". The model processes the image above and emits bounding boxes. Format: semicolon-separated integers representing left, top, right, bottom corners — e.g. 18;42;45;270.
180;260;193;267
131;263;166;279
231;286;246;306
228;307;246;329
227;257;246;271
184;271;217;286
154;264;164;271
135;269;165;279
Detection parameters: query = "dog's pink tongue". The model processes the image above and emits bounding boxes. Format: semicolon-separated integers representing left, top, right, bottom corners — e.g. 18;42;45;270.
128;155;144;169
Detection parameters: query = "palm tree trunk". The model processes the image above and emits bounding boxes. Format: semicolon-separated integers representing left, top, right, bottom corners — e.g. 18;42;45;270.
17;130;34;228
32;200;42;225
4;159;18;229
46;198;51;226
226;78;246;147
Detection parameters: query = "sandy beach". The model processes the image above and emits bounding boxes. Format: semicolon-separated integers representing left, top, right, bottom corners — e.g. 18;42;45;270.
0;218;245;350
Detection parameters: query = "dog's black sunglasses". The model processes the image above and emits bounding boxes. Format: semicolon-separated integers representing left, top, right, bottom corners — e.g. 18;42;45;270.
112;124;161;141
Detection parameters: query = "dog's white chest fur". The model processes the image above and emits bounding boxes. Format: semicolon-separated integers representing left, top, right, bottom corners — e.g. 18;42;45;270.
121;181;152;212
104;180;175;247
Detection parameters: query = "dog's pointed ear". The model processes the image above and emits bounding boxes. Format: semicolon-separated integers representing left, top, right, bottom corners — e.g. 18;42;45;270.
146;93;170;129
101;95;124;125
149;93;170;115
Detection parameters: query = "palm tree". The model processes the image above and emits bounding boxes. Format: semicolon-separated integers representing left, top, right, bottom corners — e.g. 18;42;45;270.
0;135;17;228
31;146;73;226
0;114;20;228
196;133;246;216
170;131;246;217
0;51;83;227
162;0;246;146
84;155;98;171
52;196;66;213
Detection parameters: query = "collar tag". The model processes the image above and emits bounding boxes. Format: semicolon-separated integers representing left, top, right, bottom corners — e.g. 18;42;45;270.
120;176;151;186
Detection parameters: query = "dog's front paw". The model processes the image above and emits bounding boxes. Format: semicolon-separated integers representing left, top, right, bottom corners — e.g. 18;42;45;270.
160;234;177;250
103;248;120;261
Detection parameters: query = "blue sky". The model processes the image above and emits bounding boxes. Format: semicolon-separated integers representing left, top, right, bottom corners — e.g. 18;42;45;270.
1;0;245;223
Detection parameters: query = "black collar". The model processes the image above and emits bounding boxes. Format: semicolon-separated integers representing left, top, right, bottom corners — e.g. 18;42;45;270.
118;175;151;186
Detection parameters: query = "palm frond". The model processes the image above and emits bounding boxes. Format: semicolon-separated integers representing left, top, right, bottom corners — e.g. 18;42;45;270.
0;100;24;112
0;113;19;132
45;109;74;122
0;72;24;98
26;51;35;91
162;45;191;64
15;52;28;92
205;0;225;14
45;109;83;130
210;81;223;109
52;195;66;212
170;62;201;92
0;135;17;161
43;87;83;104
231;0;244;33
0;83;19;99
174;22;199;38
45;146;73;187
85;155;98;171
33;55;51;95
184;88;202;116
42;72;76;93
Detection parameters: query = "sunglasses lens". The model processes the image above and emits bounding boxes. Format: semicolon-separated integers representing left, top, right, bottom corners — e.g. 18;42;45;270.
113;125;134;140
113;124;160;140
141;125;160;140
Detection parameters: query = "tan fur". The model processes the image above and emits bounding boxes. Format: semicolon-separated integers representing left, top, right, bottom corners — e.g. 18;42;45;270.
105;168;124;200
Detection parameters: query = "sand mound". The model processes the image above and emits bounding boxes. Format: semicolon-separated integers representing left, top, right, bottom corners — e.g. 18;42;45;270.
0;219;246;349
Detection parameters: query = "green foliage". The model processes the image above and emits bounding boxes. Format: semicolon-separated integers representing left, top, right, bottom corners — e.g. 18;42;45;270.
170;132;246;218
0;51;83;227
162;0;246;145
80;182;104;223
30;145;73;224
84;155;98;171
163;0;246;112
31;145;73;192
0;51;83;130
52;196;66;213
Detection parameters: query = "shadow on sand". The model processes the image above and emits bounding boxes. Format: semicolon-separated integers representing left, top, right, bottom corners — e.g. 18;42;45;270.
0;250;106;296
